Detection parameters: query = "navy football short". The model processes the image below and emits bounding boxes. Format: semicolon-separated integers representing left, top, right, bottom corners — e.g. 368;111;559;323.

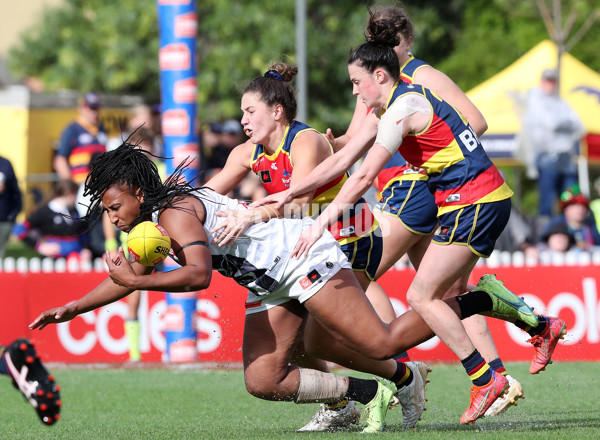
374;179;438;234
432;198;511;257
340;227;382;281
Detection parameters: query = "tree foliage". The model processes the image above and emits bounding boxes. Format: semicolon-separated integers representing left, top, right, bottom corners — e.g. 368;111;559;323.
7;0;600;130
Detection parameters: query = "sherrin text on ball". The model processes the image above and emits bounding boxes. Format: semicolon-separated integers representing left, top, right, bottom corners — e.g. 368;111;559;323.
127;221;171;266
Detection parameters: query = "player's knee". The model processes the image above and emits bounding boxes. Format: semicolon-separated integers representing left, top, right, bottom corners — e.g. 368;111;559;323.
243;368;286;400
406;290;423;311
244;374;275;399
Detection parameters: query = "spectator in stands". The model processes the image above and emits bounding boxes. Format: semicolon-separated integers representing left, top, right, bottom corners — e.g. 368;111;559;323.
54;92;113;258
203;119;243;173
54;92;107;185
537;185;600;251
539;222;576;253
0;155;22;258
13;179;92;261
519;68;584;217
494;205;537;254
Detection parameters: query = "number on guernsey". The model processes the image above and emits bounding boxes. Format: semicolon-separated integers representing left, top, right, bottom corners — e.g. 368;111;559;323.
458;127;479;152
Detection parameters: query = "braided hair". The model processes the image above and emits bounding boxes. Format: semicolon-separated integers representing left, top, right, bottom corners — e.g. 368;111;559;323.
81;140;200;230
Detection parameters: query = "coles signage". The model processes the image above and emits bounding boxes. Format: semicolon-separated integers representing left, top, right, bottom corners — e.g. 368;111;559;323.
1;266;598;363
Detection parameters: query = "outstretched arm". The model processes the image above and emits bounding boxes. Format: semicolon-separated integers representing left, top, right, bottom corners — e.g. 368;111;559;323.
292;144;392;258
251;112;379;210
30;262;152;330
31;198;214;330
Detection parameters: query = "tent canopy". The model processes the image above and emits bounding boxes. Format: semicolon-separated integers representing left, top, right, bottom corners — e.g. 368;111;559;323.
466;40;600;162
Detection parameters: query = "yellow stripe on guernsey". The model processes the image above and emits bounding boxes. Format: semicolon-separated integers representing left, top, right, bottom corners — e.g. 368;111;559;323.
418;138;465;175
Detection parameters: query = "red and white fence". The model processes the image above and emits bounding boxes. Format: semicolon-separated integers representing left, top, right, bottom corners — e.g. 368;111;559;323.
1;251;598;364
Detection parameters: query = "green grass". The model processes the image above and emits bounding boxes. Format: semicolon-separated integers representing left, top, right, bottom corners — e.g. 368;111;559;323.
1;362;598;440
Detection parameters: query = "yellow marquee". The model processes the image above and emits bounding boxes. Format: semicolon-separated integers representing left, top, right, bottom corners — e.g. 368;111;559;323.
466;40;600;162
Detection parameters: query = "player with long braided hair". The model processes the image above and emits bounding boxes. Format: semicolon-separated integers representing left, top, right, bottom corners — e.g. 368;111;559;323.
30;143;563;430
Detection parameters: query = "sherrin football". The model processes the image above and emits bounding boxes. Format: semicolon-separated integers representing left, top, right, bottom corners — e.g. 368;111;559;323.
127;221;171;266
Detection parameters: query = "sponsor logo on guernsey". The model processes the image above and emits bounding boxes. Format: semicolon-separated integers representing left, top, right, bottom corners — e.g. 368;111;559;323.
339;226;356;237
78;133;94;144
271;163;278;170
446;193;461;203
259;170;272;183
299;269;322;290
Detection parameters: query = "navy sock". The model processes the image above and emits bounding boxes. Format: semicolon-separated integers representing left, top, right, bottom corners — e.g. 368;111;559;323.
515;314;547;335
488;358;507;375
394;351;410;362
461;350;492;386
390;360;414;388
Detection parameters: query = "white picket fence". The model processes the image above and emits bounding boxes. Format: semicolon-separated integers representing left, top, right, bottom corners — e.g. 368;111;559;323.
2;249;600;273
0;256;107;273
390;249;600;270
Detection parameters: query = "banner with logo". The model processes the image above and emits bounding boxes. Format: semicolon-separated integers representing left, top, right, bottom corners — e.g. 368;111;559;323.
157;0;199;182
2;265;598;363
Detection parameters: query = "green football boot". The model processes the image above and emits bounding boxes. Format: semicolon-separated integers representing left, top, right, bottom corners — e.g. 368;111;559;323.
362;378;397;433
476;274;539;327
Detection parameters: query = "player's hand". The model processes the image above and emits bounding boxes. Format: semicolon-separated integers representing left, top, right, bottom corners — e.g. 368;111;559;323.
250;189;293;210
325;128;337;148
211;210;255;247
106;247;137;288
29;304;78;330
291;221;324;259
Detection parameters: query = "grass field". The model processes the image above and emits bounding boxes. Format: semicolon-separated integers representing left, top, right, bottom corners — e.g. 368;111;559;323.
1;362;598;440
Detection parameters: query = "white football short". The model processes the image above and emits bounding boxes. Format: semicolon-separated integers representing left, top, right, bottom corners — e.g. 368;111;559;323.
244;229;352;315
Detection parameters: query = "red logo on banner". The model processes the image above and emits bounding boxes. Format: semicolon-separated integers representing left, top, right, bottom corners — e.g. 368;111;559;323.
174;77;197;103
159;44;191;70
175;12;197;38
158;0;191;5
162;109;190;136
164;304;184;331
168;339;197;362
174;143;200;168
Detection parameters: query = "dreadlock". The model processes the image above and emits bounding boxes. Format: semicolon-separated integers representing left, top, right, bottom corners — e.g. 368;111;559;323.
81;141;201;230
